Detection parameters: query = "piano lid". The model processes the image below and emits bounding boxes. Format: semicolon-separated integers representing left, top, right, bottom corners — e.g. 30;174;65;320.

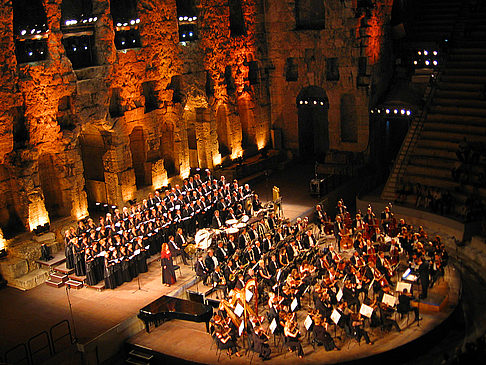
140;295;211;316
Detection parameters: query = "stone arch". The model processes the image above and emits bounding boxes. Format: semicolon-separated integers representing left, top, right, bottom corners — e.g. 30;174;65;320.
160;122;178;177
0;166;24;238
237;96;256;148
129;126;150;188
296;86;329;160
216;105;231;157
79;127;107;203
340;93;358;143
38;153;71;219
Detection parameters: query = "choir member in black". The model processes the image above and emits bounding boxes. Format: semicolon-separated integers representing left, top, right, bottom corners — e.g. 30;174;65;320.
161;242;176;287
314;204;328;234
73;238;86;276
85;247;98;286
135;237;148;274
112;249;124;287
104;252;117;289
334;215;345;252
120;246;132;283
251;326;271;360
194;255;210;284
127;242;139;279
313;316;339;351
284;317;304;358
64;229;75;270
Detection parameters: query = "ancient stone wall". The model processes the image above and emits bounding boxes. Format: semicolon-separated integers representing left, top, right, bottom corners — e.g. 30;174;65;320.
264;0;394;156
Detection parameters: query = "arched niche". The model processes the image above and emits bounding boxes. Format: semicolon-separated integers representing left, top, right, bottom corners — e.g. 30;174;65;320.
79;128;107;203
129;126;150;188
296;86;329;161
160;123;178;177
217;105;231;157
237;97;256;148
340;93;358;143
0;166;24;238
38;153;71;219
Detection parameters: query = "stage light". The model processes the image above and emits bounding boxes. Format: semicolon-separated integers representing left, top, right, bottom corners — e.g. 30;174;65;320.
320;102;324;105
401;109;405;115
121;41;125;45
84;46;88;50
406;110;411;116
445;39;448;42
36;30;41;34
21;29;26;35
424;50;428;55
370;109;374;114
179;17;184;21
188;17;192;22
414;61;417;65
189;32;193;37
299;100;303;104
184;16;188;20
193;16;197;20
377;109;381;113
130;20;135;25
136;18;140;23
89;17;93;22
425;60;430;66
394;109;398;114
304;100;308;104
132;39;136;44
117;22;122;27
28;51;33;56
433;60;438;66
83;19;87;23
123;23;128;27
418;51;421;55
31;29;35;34
313;100;317;105
433;51;438;56
180;41;187;46
182;33;186;38
385;109;390;114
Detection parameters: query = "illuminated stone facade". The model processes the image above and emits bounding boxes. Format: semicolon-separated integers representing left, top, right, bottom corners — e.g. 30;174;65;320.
0;0;393;237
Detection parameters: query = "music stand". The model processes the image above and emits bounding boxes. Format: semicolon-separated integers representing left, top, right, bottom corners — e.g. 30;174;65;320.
132;274;148;294
65;285;78;343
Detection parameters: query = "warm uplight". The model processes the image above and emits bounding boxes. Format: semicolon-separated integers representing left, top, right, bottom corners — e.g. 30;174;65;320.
231;148;243;160
213;153;222;166
28;198;50;232
0;229;6;251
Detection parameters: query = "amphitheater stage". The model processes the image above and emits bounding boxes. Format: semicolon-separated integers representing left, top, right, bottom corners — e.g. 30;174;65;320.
125;265;461;365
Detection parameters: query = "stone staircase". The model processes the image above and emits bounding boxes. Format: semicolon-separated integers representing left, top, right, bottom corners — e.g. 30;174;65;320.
382;0;486;215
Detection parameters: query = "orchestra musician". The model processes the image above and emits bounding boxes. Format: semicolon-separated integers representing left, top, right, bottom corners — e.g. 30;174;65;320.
284;316;304;358
195;255;210;285
381;206;394;236
250;326;271;360
314;204;328;234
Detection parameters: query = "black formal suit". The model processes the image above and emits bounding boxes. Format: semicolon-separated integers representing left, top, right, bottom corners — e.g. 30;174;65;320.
205;255;216;273
211;215;223;229
195;260;209;283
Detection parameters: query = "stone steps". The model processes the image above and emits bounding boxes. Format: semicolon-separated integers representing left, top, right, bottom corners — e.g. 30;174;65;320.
407;164;452;180
433;98;486;109
438;81;482;91
421;130;486;143
427;113;486;124
434;89;480;99
65;279;84;290
429;105;486;117
7;268;50;291
414;147;457;160
443;69;486;77
423;122;486;136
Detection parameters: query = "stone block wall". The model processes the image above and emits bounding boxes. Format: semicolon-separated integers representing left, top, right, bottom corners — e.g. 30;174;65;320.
0;0;393;241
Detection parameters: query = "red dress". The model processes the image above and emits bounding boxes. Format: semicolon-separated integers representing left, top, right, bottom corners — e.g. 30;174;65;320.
161;248;176;285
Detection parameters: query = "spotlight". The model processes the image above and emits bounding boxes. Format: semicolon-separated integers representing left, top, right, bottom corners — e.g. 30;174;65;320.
73;20;78;24
401;109;405;115
179;17;184;21
370;109;374;114
89;17;93;22
377;109;381;113
394;109;398;114
188;17;192;22
424;50;428;55
96;202;101;206
313;100;317;105
73;46;77;51
385;109;390;114
83;19;87;23
130;19;135;25
425;60;430;66
189;32;193;37
433;51;438;56
299;100;303;104
28;51;33;56
36;30;41;34
21;30;26;35
136;18;140;23
121;41;125;45
117;22;122;27
320;102;324;105
182;33;186;38
94;17;98;21
414;61;418;65
132;39;136;43
183;16;188;20
31;29;36;34
418;51;422;55
193;16;197;20
406;110;411;116
84;46;88;50
123;23;128;27
304;100;308;104
445;39;448;42
433;60;438;66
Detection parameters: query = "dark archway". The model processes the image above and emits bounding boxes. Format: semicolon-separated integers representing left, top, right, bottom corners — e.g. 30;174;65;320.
79;128;107;203
39;153;70;219
0;166;24;238
160;123;178;177
216;105;230;157
129;126;149;188
297;86;329;161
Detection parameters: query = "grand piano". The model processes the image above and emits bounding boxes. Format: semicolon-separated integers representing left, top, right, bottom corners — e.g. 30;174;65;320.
138;295;213;333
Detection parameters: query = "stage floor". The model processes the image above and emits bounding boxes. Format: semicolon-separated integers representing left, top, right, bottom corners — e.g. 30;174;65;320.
127;265;461;364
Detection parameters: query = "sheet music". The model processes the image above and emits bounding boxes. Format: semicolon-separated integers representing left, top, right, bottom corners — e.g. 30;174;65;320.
239;321;245;336
359;303;374;318
134;249;141;255
269;318;277;334
276;269;282;282
396;281;412;293
336;288;343;302
245;289;253;302
304;315;313;330
291;297;298;312
407;274;417;282
382;293;397;307
331;309;341;325
234;303;244;317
